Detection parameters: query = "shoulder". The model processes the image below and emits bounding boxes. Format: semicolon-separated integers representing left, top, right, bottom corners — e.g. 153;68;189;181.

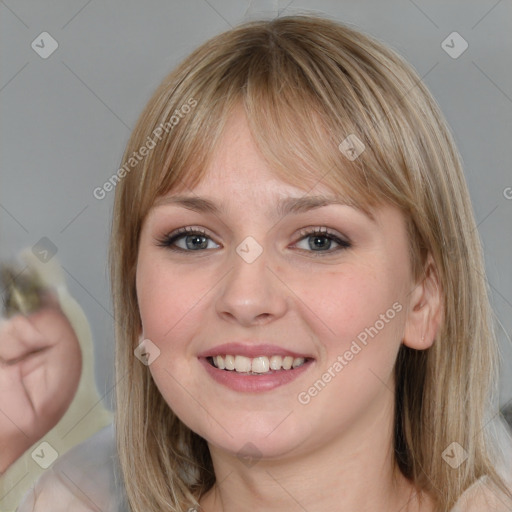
450;475;512;512
17;425;129;512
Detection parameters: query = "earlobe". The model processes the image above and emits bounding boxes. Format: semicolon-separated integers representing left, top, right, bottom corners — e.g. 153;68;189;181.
402;253;443;351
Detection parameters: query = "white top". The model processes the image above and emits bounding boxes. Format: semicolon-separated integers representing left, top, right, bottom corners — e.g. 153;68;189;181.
17;424;512;512
17;425;129;512
449;475;512;512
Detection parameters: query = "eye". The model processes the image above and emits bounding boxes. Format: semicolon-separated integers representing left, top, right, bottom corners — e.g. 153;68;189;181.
293;227;351;254
156;226;351;255
157;227;220;252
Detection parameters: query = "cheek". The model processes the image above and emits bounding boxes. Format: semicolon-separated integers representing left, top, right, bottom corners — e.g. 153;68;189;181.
295;265;407;387
137;262;216;436
291;269;405;429
136;258;211;340
301;266;404;338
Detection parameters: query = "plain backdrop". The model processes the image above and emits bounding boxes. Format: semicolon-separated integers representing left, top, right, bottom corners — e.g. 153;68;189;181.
1;0;511;411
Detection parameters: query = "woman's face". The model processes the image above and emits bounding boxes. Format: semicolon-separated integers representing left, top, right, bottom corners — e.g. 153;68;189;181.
136;108;422;462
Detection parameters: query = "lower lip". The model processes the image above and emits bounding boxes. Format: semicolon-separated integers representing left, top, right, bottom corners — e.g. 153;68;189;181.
199;357;314;393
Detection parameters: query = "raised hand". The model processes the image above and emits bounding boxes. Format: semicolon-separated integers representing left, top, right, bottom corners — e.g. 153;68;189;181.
0;295;82;474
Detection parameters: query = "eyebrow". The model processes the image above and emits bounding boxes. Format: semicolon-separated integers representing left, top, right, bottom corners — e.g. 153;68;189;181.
153;194;375;222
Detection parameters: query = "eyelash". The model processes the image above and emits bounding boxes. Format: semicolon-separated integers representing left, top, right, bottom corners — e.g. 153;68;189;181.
156;226;351;256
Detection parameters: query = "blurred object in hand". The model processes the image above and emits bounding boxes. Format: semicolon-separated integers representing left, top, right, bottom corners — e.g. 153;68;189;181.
1;263;46;317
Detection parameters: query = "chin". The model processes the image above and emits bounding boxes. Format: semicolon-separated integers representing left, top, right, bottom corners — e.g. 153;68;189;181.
193;414;310;462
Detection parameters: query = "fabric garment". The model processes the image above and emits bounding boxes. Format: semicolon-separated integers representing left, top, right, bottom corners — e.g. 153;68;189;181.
449;474;512;512
17;420;512;512
17;425;129;512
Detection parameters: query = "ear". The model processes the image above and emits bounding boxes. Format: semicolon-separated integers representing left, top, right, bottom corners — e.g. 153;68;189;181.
403;252;443;350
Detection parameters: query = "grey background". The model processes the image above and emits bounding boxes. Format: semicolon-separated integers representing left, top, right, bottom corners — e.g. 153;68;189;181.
1;0;511;410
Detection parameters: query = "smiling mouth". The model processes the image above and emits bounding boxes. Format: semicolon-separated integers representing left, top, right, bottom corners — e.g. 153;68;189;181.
207;354;313;375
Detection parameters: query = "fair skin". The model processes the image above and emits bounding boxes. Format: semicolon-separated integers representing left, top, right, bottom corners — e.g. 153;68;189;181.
136;108;442;512
0;293;82;474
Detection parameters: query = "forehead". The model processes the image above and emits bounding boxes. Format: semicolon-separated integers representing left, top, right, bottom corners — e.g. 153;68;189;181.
171;106;339;197
162;154;358;223
154;103;382;223
153;193;376;225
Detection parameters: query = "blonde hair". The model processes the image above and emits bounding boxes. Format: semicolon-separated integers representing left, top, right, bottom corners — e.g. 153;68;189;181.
110;15;512;511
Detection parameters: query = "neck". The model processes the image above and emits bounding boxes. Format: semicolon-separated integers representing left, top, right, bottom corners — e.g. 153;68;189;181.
199;392;433;512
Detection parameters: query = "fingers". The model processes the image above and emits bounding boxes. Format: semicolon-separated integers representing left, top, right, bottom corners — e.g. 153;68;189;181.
0;314;52;364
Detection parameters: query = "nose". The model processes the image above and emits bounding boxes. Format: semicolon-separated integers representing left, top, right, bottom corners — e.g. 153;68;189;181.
215;245;289;327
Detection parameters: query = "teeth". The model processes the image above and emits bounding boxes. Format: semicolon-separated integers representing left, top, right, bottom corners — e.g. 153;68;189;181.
224;354;235;370
269;355;282;370
292;357;305;368
252;356;270;373
282;356;293;370
234;355;252;373
210;354;307;373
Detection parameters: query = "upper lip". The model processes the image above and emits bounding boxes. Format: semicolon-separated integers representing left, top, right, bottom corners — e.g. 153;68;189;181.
198;342;314;359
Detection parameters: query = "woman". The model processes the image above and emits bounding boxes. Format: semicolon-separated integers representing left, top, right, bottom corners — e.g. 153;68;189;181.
20;14;512;512
110;15;512;512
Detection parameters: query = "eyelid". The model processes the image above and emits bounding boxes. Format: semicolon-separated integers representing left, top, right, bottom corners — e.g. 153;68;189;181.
167;226;210;239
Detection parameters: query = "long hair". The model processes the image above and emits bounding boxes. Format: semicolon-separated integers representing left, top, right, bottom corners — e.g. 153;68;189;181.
110;15;512;511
